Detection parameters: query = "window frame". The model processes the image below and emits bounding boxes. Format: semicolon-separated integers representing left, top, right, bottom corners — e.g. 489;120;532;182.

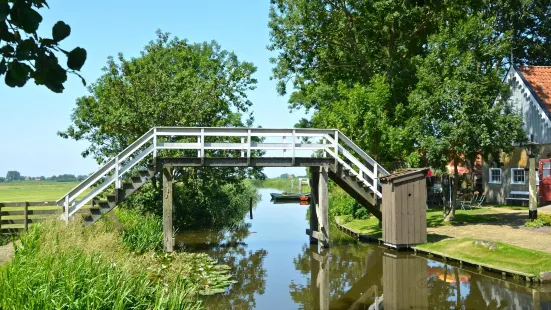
510;168;526;185
489;168;502;184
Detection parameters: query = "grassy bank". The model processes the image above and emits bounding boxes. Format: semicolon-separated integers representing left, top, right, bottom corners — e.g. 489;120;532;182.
0;181;83;201
335;208;501;237
249;178;310;193
0;209;235;309
415;238;551;276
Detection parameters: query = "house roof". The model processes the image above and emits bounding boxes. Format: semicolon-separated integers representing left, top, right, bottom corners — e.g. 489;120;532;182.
516;66;551;117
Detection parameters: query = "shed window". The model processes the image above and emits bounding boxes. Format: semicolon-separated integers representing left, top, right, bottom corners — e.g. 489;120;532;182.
489;168;502;184
511;168;526;185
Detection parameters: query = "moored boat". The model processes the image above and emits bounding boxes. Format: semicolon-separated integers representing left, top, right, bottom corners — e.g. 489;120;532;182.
270;192;310;201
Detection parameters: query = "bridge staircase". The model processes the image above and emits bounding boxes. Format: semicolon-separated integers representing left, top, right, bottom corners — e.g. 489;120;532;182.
57;127;388;246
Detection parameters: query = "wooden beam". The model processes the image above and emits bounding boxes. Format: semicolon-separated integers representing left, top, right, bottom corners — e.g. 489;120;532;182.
309;166;320;245
23;202;28;231
162;166;174;253
319;165;330;247
156;157;333;168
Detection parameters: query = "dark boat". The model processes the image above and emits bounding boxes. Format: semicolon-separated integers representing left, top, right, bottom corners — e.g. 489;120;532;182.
270;192;310;201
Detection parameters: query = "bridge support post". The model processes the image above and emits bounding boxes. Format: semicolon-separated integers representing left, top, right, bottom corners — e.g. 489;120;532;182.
162;165;174;253
318;165;330;247
309;167;319;245
306;165;330;247
309;244;329;310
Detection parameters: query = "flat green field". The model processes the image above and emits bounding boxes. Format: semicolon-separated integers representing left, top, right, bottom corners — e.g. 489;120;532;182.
0;181;81;202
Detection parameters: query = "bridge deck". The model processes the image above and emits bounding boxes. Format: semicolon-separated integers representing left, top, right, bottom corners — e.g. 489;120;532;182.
156;157;334;167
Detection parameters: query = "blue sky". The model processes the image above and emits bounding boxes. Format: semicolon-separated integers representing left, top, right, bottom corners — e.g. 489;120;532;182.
0;1;308;178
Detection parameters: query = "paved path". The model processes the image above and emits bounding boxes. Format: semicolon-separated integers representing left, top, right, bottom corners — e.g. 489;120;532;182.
428;207;551;254
0;242;14;265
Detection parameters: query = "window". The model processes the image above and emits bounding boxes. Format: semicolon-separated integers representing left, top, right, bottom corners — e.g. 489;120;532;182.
489;168;502;184
543;162;551;178
511;168;526;185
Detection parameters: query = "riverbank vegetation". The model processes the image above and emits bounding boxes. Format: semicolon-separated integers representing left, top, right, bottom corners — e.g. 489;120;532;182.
0;209;236;309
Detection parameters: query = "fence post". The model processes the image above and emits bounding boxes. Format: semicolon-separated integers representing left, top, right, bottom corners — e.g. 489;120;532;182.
24;202;29;231
0;203;2;231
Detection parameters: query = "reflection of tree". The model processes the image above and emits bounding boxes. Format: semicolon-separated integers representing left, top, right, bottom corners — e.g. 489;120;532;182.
289;234;384;310
176;222;268;310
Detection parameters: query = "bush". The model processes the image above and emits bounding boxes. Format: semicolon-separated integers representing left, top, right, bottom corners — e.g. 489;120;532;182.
354;207;370;220
525;214;551;228
341;214;354;224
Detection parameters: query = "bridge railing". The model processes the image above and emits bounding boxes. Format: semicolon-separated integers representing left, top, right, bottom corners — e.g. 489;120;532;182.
57;127;387;221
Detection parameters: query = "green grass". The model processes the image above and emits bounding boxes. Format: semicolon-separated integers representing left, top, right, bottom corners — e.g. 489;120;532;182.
336;216;382;238
249;178;310;193
0;181;84;202
337;208;501;238
415;238;551;276
0;212;236;309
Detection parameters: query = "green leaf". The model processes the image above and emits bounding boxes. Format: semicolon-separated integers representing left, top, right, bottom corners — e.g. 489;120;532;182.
5;61;31;87
15;38;37;60
1;44;14;56
0;2;9;22
52;21;70;42
0;58;6;75
12;6;43;33
67;47;86;70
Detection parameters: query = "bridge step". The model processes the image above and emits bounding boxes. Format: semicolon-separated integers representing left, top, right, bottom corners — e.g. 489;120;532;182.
81;168;155;226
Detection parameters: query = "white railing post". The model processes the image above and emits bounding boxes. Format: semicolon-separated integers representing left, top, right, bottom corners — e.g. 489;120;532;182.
322;137;327;158
241;137;245;157
197;133;201;158
153;127;157;158
247;129;251;165
334;130;339;168
292;129;296;166
200;128;205;159
115;156;121;189
373;162;378;189
282;136;286;157
64;195;69;223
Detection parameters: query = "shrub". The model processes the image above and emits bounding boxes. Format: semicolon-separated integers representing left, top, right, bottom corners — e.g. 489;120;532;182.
341;214;354;224
354;207;370;220
525;214;551;228
116;208;163;253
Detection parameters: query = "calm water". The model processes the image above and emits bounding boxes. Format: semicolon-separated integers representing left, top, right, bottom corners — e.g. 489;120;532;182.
176;189;551;310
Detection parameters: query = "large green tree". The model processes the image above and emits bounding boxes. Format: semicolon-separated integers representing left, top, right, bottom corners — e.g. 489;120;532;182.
268;0;551;168
1;0;86;92
408;7;526;220
60;31;263;229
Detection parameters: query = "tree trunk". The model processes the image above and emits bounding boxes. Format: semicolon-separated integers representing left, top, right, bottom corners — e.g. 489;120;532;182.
445;159;459;221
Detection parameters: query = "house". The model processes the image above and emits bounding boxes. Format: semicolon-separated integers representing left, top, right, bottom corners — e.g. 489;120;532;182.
483;66;551;204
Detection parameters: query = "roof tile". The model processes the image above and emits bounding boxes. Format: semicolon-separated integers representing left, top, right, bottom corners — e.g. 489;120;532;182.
517;66;551;113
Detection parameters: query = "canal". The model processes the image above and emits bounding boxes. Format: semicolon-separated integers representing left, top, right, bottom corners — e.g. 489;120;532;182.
177;188;551;309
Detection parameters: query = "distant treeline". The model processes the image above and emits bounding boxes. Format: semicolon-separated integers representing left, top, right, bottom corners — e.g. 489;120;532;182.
1;171;88;183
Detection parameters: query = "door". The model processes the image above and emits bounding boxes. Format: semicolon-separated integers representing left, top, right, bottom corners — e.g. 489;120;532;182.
539;159;551;202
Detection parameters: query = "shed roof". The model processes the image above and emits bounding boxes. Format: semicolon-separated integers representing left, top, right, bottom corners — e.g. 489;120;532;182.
379;168;429;183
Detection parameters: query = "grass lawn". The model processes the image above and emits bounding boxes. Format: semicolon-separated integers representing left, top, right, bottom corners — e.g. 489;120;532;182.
0;181;82;202
336;208;501;237
415;237;551;276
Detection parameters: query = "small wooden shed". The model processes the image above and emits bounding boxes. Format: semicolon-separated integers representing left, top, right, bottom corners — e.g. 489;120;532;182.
380;168;429;248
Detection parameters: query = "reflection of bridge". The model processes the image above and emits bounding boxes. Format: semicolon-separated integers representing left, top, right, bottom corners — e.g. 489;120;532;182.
56;127;388;251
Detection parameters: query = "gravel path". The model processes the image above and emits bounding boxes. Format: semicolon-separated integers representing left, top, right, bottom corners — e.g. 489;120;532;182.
428;207;551;253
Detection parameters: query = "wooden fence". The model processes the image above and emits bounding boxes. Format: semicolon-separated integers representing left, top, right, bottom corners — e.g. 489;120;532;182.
0;202;91;233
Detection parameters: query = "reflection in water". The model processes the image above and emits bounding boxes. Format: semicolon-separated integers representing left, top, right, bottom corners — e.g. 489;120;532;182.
176;189;551;309
176;223;268;309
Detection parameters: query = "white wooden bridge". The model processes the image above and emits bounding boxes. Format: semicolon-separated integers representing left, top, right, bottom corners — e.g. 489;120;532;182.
57;127;389;251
